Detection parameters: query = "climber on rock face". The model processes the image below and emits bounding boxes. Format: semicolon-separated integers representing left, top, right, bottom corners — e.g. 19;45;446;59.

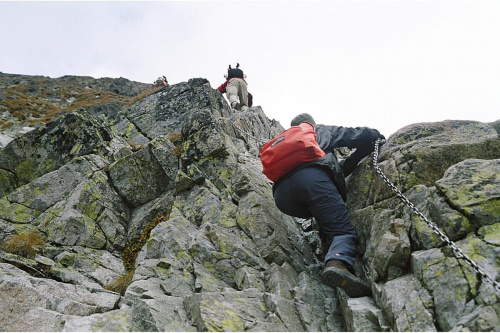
154;76;169;87
270;113;385;298
217;63;252;111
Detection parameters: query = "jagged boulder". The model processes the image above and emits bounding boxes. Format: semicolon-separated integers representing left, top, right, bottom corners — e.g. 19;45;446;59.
0;75;498;332
0;133;13;149
0;111;130;187
0;263;121;331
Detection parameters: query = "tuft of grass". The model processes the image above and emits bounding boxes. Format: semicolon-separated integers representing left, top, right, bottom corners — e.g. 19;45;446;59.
169;132;182;142
127;141;144;152
104;269;135;295
121;209;171;271
1;121;14;130
172;145;182;157
169;132;183;157
1;231;46;258
125;86;162;106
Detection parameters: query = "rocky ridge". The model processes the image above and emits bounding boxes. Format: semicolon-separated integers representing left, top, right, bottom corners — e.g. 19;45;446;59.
0;74;499;331
0;72;152;142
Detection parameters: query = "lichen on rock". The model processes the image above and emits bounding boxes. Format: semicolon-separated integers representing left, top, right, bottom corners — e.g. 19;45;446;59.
0;75;499;332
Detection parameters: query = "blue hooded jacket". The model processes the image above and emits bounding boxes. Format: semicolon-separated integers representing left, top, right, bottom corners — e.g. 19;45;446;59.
273;124;382;201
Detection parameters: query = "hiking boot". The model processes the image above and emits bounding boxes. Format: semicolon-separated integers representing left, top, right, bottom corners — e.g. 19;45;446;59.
232;102;241;110
322;260;371;298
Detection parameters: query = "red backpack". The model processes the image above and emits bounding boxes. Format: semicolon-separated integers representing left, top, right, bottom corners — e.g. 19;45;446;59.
260;122;325;182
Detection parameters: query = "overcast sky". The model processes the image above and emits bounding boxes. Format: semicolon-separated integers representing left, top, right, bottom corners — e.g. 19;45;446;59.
1;1;499;137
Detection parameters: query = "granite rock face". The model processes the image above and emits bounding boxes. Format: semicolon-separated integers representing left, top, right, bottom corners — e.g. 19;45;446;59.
0;75;499;331
347;120;500;331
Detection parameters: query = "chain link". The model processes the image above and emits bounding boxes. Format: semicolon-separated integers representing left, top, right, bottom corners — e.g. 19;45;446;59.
233;122;269;147
373;139;500;294
221;117;270;147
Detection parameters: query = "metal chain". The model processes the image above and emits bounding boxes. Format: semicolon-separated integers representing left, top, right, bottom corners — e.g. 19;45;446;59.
220;117;269;147
234;122;268;147
373;138;500;294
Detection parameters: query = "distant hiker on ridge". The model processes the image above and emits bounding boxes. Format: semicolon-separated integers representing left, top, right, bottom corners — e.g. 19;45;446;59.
154;76;169;87
217;63;252;111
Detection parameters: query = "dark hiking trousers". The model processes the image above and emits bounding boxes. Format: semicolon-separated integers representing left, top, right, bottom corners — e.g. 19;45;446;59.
273;167;359;269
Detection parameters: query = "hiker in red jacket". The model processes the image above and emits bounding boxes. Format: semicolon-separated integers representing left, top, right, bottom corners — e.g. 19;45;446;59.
217;63;251;111
154;76;168;87
272;113;384;298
